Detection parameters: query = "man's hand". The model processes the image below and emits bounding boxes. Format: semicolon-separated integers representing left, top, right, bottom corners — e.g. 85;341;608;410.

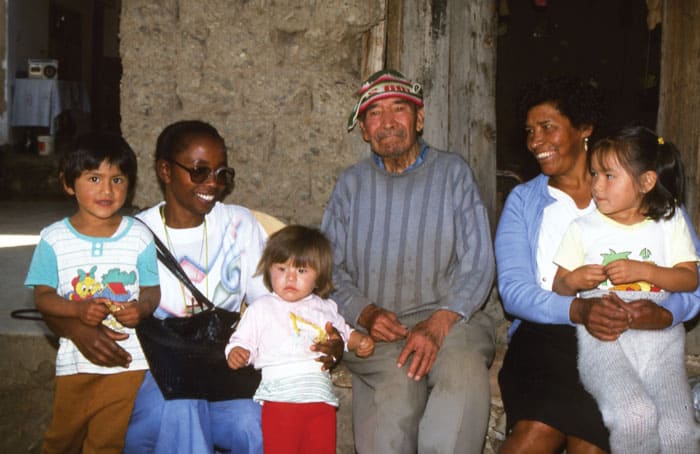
570;295;629;341
311;322;344;371
357;304;409;342
397;310;460;381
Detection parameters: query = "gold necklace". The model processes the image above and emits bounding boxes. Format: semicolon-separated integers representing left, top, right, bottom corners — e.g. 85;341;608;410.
160;205;208;314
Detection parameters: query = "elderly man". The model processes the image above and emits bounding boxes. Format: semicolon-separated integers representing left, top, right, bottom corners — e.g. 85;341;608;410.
321;69;496;453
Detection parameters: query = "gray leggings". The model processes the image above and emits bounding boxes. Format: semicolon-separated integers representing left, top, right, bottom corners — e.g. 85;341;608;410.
578;324;699;453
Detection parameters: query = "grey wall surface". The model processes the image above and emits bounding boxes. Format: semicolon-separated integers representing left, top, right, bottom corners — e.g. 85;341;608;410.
121;0;384;226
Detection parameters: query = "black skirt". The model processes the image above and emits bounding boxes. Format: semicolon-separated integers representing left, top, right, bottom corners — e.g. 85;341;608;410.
498;321;610;452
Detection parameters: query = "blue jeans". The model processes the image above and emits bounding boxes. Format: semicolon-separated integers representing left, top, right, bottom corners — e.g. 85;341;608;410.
124;371;262;453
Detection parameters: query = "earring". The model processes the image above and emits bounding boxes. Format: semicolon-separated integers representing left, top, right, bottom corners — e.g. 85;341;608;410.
584;137;589;152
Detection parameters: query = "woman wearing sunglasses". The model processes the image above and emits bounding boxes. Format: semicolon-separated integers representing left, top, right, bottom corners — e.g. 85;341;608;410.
119;120;265;453
124;120;344;453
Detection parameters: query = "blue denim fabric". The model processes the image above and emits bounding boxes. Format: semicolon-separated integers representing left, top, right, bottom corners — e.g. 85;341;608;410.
124;371;262;454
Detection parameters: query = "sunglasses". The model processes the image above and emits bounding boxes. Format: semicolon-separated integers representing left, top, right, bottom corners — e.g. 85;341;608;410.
167;159;235;186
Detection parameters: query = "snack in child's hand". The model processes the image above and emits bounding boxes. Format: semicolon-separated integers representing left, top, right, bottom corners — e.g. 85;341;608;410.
104;300;124;313
92;298;126;331
94;297;123;313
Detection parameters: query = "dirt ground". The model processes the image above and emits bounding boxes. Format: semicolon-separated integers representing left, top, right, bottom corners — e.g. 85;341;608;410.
0;335;56;454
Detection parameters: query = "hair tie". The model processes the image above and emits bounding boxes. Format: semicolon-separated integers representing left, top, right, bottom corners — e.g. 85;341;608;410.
657;136;664;145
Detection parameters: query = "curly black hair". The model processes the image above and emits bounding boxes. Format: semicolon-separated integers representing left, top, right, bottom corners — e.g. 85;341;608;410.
517;75;606;131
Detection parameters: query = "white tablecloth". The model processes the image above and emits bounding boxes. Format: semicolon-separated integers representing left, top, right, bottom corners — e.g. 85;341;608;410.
11;79;90;134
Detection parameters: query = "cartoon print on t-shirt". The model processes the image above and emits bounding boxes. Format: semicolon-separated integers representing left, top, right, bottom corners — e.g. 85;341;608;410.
66;265;136;331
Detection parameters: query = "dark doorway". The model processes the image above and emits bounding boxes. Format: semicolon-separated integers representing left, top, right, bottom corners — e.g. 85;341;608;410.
48;0;122;134
49;3;82;82
90;0;122;134
496;0;661;181
2;0;122;199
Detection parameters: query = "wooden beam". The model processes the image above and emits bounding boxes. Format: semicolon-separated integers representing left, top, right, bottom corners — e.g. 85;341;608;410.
657;0;700;354
361;21;386;80
386;0;403;70
398;0;497;225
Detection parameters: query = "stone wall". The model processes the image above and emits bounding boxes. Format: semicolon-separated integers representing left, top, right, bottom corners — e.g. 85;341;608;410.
118;0;511;378
121;0;384;226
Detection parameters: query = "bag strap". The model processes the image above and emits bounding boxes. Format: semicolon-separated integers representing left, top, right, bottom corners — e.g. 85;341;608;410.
137;217;216;311
10;308;42;320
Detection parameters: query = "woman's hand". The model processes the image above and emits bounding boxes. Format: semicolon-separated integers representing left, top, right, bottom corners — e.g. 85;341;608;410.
311;322;344;371
570;295;629;341
613;293;673;330
43;313;131;367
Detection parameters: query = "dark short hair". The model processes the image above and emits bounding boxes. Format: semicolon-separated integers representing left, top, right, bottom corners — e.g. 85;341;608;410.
155;120;226;162
60;132;138;198
256;225;335;299
517;75;606;131
591;125;684;221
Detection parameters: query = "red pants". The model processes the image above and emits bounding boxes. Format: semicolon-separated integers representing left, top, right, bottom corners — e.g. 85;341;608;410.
262;401;336;454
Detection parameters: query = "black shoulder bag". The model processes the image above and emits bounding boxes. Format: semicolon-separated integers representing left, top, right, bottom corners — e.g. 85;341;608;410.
136;230;260;401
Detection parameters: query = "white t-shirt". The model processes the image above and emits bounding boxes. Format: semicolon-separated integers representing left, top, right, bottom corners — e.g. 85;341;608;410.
24;216;159;375
554;209;698;300
137;202;269;318
226;292;354;406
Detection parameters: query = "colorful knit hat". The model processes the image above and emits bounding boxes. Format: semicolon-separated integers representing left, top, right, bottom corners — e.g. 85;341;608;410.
347;69;424;131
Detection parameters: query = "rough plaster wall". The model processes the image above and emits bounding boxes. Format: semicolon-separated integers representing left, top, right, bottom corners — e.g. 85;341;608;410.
121;0;384;226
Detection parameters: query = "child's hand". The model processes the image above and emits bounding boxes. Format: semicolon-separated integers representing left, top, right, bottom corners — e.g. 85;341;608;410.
227;346;250;370
112;301;141;328
567;264;606;291
605;259;648;286
355;334;375;358
112;286;160;328
78;299;110;326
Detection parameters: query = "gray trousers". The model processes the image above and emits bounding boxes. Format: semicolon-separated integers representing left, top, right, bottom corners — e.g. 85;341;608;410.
344;310;495;454
578;324;699;453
